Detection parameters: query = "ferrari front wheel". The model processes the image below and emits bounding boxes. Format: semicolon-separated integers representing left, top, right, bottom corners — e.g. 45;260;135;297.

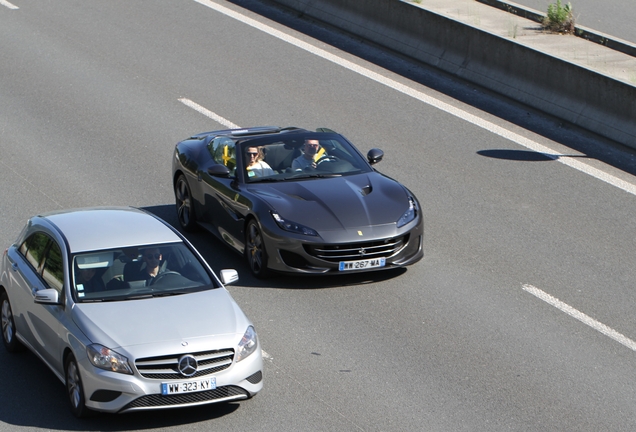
245;220;271;279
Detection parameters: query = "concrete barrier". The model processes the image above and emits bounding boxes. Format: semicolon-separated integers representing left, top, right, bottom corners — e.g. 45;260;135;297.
271;0;636;147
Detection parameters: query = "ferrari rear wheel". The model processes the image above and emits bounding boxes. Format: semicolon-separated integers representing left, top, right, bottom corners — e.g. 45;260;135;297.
175;175;198;231
245;220;271;279
1;292;24;352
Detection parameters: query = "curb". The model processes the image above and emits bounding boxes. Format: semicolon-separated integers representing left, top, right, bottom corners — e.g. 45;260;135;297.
477;0;636;58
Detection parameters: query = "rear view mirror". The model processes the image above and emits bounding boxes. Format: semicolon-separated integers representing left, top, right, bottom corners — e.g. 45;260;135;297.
367;148;384;165
208;165;231;177
219;269;239;286
34;288;61;305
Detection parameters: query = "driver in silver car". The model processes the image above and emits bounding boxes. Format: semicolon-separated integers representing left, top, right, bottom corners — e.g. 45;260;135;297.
135;247;163;285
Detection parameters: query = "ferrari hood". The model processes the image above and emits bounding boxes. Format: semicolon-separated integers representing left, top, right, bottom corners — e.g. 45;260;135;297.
252;173;410;231
72;288;246;350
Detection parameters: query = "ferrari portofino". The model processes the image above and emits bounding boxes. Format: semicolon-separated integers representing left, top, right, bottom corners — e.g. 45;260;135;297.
172;127;423;277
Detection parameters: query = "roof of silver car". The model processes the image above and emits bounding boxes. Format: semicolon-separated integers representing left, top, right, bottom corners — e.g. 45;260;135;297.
38;207;182;253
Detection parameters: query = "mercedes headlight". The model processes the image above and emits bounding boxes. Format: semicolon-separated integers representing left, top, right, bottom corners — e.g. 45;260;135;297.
396;197;417;228
86;344;133;374
272;212;318;236
236;326;258;363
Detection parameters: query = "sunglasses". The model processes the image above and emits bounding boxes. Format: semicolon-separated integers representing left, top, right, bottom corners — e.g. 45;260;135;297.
247;152;258;156
145;253;161;259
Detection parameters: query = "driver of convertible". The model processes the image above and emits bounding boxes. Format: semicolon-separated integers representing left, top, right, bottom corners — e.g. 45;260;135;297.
292;139;321;170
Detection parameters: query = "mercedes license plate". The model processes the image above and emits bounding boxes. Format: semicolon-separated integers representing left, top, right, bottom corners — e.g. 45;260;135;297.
339;258;386;271
161;377;216;395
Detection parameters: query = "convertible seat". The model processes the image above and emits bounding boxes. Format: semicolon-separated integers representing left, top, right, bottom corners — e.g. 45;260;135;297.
264;144;299;172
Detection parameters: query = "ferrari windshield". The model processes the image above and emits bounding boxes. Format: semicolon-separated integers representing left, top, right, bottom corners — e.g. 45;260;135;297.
238;132;373;183
72;242;215;302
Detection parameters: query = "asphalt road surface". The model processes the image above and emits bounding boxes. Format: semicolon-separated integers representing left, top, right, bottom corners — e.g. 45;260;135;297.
2;0;636;431
512;0;636;43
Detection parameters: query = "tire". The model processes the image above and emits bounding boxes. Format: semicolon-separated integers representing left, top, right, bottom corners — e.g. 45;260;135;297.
65;354;91;418
1;291;24;352
175;175;198;232
245;220;271;279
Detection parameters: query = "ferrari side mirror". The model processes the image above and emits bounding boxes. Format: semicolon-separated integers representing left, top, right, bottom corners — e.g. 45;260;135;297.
367;148;384;165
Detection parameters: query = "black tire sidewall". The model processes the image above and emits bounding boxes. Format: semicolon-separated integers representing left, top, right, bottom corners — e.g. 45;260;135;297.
65;354;90;418
1;292;22;352
175;175;198;231
246;220;270;278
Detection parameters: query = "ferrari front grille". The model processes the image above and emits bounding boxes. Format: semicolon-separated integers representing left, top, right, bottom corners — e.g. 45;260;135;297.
135;349;235;379
304;235;408;262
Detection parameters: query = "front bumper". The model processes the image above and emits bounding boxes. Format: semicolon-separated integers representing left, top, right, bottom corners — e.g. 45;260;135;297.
263;217;424;275
78;344;264;413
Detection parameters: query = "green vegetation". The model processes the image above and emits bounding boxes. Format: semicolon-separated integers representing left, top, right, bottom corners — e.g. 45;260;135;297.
543;0;575;33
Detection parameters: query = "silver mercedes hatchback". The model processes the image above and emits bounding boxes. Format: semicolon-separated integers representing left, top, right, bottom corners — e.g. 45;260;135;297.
0;207;263;417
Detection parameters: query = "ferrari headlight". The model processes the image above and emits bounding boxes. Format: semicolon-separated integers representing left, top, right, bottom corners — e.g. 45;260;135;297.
396;197;417;228
86;344;133;375
272;212;318;236
236;326;258;363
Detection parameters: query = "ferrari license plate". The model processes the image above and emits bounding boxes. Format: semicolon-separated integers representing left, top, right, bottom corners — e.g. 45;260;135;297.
161;377;216;395
339;258;386;271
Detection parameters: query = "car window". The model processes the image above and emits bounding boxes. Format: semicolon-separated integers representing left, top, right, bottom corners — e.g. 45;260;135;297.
42;241;64;293
241;133;371;182
72;242;217;302
19;232;50;271
209;136;236;174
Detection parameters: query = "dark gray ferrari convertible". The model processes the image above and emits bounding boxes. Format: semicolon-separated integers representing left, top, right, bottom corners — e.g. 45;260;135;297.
172;126;423;277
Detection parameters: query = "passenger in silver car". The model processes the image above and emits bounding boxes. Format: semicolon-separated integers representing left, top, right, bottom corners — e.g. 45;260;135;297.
75;266;106;293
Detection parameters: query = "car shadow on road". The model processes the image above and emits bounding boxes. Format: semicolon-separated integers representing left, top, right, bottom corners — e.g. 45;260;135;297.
476;149;590;162
0;348;239;430
142;204;407;289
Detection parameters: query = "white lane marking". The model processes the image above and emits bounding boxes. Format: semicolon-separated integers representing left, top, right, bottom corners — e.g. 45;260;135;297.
522;284;636;352
179;97;240;129
0;0;18;9
192;0;636;197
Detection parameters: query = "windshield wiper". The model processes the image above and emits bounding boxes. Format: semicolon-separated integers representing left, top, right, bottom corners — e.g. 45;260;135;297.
287;173;342;180
124;294;154;300
152;291;188;297
249;177;286;183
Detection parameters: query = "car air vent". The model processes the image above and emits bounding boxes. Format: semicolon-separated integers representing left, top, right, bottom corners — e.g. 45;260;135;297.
360;185;372;196
287;194;307;201
122;386;249;411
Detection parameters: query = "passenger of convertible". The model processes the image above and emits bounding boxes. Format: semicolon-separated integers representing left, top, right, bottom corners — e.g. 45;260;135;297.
246;146;274;178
